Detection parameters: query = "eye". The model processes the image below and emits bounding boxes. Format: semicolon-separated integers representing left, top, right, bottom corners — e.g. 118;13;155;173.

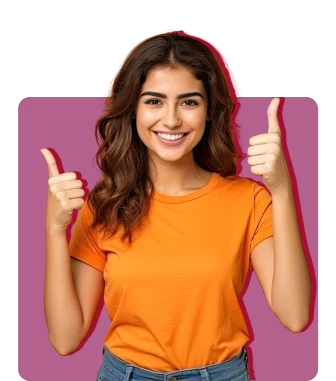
145;99;161;105
182;99;199;106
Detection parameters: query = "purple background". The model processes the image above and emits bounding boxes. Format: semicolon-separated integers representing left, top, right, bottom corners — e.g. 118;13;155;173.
19;97;317;380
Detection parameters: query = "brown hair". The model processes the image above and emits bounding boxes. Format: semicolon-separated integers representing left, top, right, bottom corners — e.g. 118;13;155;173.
86;31;242;246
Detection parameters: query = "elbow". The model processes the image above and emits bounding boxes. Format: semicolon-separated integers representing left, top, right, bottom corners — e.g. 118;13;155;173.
49;335;79;356
52;343;77;356
56;345;75;356
273;303;310;333
286;324;304;333
284;315;310;333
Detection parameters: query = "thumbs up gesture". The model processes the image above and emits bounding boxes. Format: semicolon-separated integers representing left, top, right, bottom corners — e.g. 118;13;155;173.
247;98;292;195
40;148;85;232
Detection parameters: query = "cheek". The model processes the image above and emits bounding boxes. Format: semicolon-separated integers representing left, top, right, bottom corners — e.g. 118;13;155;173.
136;106;157;123
185;112;207;132
135;109;155;138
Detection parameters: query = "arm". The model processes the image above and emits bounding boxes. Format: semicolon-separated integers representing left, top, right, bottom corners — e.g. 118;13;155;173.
251;187;311;332
41;148;105;355
248;98;312;332
44;228;104;355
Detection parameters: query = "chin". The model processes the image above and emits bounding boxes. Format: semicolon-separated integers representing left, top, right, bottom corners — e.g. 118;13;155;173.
151;149;191;163
157;153;185;162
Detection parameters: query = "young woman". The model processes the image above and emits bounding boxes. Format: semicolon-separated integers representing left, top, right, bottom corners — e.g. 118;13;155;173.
42;31;311;381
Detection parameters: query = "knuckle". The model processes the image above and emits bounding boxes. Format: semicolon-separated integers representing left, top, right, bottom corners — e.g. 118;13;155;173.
271;133;281;142
65;172;77;181
266;162;273;170
55;190;65;200
74;199;85;210
60;199;68;208
48;177;56;186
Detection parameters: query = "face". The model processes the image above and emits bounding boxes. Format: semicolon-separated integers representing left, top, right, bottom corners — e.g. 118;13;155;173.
135;66;208;164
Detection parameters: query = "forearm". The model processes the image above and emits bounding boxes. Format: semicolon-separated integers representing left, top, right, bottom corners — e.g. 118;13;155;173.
44;228;85;355
271;187;311;332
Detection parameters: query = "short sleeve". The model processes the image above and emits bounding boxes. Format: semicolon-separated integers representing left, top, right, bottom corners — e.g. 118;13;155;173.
69;199;107;272
250;182;273;253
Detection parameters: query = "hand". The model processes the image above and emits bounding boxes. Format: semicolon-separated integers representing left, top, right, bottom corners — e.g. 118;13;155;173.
41;148;85;232
247;98;292;196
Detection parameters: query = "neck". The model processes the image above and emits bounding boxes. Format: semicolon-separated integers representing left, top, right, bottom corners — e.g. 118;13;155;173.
148;151;211;196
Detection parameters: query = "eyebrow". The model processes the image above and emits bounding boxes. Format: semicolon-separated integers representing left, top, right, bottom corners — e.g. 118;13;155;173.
139;91;204;100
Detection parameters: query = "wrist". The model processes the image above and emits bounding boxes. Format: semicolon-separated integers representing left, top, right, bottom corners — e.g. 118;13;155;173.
46;226;67;236
271;187;295;205
270;181;293;198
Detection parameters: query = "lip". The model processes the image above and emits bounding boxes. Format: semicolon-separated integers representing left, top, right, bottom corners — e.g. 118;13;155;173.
153;131;190;134
152;131;189;147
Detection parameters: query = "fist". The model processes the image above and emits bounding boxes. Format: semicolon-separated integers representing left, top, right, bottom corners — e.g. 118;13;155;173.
41;148;85;232
247;98;292;195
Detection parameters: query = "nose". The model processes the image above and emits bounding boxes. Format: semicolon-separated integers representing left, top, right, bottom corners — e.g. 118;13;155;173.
161;105;182;129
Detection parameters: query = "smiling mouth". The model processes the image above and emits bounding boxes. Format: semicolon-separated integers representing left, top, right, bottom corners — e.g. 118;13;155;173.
153;131;189;141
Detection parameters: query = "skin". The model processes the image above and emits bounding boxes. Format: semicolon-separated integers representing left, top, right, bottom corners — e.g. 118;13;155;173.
248;98;311;332
135;66;213;196
42;74;311;360
41;148;103;355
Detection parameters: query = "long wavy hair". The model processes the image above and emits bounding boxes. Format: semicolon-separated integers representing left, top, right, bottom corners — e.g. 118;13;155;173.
86;31;242;246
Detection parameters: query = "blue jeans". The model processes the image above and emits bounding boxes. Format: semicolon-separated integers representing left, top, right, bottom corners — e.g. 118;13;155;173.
96;346;251;381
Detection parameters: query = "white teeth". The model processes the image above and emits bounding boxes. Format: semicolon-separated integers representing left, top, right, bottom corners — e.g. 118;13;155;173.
157;133;185;141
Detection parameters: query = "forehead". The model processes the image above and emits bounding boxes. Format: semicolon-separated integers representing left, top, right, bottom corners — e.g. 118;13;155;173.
141;66;205;93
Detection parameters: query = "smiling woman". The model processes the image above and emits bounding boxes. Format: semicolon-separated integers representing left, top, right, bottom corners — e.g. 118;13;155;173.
135;66;210;166
85;31;241;246
42;31;311;381
143;91;200;147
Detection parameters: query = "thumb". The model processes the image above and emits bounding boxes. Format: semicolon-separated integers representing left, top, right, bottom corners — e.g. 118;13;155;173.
40;148;60;178
267;98;281;134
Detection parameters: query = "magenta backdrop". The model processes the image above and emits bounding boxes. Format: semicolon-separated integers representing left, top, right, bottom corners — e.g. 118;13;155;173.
18;96;320;381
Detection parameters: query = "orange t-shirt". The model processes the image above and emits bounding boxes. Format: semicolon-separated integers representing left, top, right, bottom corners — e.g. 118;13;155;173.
69;172;273;371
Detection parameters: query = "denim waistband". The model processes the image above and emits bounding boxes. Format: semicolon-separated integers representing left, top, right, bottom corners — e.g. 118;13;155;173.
97;346;249;381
